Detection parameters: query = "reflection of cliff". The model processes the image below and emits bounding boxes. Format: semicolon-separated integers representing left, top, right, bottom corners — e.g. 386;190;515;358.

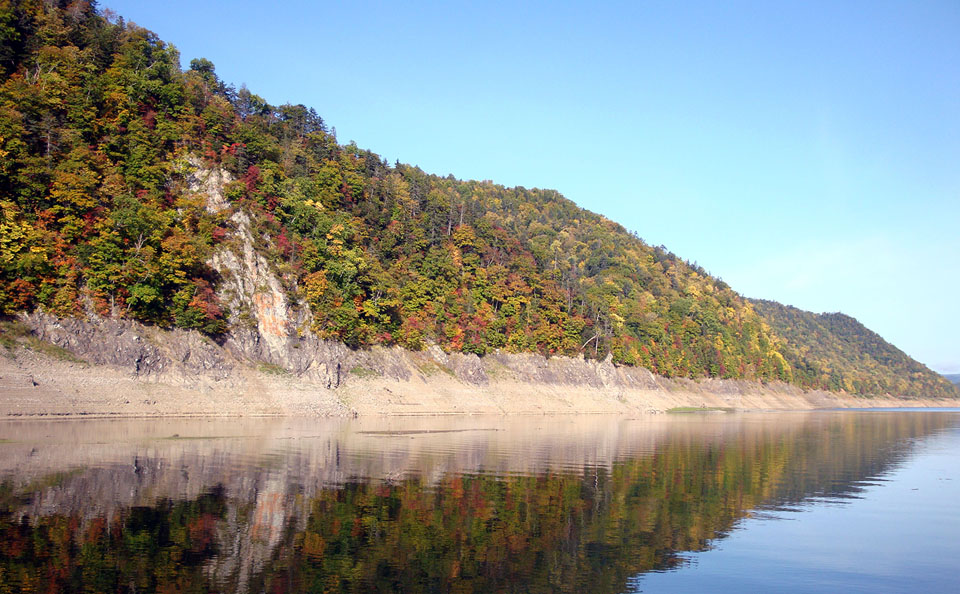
0;413;955;592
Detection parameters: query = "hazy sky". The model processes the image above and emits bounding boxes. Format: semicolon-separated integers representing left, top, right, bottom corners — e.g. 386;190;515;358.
103;0;960;373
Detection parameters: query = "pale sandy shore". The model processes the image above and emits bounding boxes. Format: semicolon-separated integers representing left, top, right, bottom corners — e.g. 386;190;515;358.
1;347;953;419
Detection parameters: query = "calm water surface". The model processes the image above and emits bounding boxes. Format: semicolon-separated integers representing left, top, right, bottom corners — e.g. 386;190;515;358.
0;411;957;592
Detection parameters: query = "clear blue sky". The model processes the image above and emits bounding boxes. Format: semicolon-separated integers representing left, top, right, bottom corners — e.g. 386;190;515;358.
103;0;960;373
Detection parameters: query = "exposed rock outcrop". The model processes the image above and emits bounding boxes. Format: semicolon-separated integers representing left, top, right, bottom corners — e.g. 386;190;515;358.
7;310;951;418
25;311;234;383
16;310;676;392
189;161;307;368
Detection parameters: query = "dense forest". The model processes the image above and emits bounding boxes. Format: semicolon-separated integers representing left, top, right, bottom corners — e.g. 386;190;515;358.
0;2;955;398
753;300;959;398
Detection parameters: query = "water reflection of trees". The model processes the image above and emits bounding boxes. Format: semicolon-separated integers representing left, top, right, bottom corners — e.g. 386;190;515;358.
0;413;953;592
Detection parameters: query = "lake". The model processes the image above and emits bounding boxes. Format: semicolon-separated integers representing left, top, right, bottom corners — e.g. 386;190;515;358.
0;410;957;592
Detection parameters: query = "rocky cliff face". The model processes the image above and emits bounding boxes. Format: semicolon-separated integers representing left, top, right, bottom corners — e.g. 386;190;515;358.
183;161;376;389
191;163;305;366
25;311;234;383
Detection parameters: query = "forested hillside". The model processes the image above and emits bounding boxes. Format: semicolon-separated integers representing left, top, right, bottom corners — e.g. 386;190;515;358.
0;2;955;399
752;300;957;398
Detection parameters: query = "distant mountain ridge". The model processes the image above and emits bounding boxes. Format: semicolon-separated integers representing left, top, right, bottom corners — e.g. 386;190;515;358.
0;2;956;400
945;374;960;387
752;300;957;399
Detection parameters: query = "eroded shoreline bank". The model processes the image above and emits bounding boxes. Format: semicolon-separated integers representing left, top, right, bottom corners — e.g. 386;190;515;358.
2;342;953;420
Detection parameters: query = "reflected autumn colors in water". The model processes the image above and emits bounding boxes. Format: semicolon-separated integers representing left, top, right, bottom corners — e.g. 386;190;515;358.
0;412;956;592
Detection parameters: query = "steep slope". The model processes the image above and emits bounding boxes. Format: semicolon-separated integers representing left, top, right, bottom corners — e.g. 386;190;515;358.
0;2;953;400
752;300;957;399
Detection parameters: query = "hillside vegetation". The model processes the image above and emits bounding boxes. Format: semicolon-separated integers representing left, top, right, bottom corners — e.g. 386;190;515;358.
752;300;956;398
0;2;955;399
